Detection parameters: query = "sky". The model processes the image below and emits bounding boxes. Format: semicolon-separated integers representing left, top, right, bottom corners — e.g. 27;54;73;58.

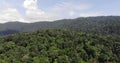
0;0;120;23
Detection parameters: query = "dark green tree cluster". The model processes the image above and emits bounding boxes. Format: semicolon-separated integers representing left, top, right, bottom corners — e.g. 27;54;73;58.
0;29;119;63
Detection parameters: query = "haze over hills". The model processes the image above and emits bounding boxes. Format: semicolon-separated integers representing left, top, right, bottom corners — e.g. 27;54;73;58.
0;16;120;35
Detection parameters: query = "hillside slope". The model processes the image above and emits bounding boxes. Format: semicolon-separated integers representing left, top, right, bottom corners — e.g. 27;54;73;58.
0;29;119;63
0;16;120;35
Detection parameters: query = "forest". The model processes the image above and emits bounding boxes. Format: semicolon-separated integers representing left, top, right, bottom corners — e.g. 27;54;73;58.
0;29;119;63
0;0;120;62
0;16;120;35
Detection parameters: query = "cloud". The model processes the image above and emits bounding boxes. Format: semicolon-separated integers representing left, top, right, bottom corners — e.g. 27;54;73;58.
69;11;75;16
0;8;24;23
0;0;61;23
79;11;120;17
23;0;60;22
53;2;91;12
52;2;91;18
0;0;92;23
80;13;100;17
23;0;37;10
23;0;44;15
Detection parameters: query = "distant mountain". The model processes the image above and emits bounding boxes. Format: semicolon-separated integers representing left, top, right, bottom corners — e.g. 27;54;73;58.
0;16;120;35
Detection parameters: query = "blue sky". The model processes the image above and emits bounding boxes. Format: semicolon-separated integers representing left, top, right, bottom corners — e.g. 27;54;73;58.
0;0;120;23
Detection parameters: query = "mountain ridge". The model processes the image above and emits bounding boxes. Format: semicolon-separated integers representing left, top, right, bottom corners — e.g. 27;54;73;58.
0;16;120;35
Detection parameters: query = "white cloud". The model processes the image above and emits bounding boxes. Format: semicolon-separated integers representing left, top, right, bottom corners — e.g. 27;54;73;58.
22;0;61;23
23;0;45;15
52;2;91;18
0;0;61;23
0;8;24;23
24;12;60;22
22;1;92;22
80;13;100;17
0;0;93;23
69;11;75;16
53;2;91;12
79;11;120;17
23;0;38;10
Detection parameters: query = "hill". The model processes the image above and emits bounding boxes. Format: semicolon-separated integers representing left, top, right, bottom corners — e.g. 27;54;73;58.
0;29;19;36
0;29;119;63
0;16;120;35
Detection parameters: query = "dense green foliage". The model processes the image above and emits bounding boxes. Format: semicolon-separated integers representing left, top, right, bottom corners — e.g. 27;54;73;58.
0;29;119;63
0;16;120;35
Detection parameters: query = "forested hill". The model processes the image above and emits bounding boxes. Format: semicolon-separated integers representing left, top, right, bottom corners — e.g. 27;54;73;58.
0;29;19;36
0;29;119;63
0;16;120;35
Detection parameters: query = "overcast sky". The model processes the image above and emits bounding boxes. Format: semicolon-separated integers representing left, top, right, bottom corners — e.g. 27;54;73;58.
0;0;120;23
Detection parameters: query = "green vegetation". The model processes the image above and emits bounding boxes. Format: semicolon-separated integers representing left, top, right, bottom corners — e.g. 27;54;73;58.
0;16;120;35
0;29;119;63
